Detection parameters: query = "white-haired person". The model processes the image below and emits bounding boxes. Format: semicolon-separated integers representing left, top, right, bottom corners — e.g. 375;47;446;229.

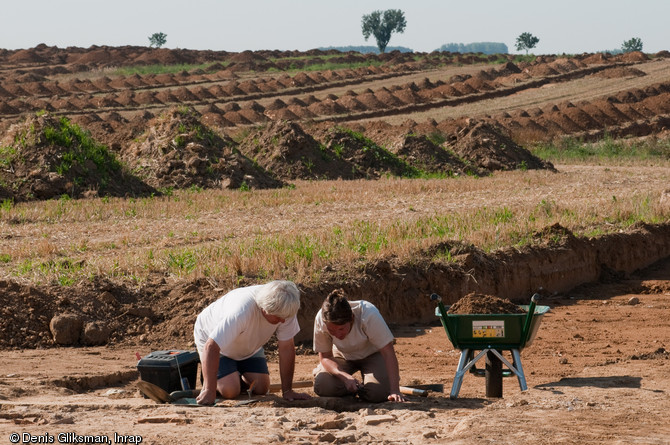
194;280;311;405
312;289;406;403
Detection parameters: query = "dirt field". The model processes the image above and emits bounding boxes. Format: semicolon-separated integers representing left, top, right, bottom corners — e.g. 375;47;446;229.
1;46;669;444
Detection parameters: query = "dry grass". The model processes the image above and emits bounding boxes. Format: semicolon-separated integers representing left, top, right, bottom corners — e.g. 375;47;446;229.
1;161;669;287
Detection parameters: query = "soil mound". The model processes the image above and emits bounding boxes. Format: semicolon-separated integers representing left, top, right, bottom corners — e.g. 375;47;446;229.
618;51;649;63
548;58;583;73
494;62;522;77
392;134;481;176
336;95;367;112
0;113;154;201
356;92;387;110
533;222;578;247
595;66;647;79
237;121;352;180
228;51;268;64
581;53;611;64
447;293;525;314
74;49;114;66
452;121;557;172
121;106;284;190
321;128;418;179
523;63;559;77
132;48;194;65
8;49;46;64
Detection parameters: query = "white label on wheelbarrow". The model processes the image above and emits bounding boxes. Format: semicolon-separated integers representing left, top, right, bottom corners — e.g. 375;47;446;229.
472;320;504;337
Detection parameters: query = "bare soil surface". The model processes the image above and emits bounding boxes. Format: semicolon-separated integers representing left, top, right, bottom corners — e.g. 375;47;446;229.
446;293;526;314
1;257;669;444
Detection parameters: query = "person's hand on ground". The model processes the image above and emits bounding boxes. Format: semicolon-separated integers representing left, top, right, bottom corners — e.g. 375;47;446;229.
196;388;217;405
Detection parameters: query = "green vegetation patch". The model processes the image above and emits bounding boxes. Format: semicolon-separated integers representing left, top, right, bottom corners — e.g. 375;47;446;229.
326;127;422;178
531;134;670;163
0;112;153;201
110;62;227;76
43;116;122;180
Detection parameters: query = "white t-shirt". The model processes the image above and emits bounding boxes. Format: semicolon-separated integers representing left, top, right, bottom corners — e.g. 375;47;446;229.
194;285;300;360
313;300;394;361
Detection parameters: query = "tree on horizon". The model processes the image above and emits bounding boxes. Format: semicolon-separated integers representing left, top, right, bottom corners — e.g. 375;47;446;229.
148;32;167;48
515;32;539;55
621;37;643;53
361;9;407;54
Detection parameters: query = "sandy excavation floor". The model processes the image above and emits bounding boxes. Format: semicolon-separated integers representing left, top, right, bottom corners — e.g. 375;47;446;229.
1;257;669;444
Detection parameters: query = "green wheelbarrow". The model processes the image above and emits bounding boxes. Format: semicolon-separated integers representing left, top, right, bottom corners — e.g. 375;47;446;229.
431;293;550;398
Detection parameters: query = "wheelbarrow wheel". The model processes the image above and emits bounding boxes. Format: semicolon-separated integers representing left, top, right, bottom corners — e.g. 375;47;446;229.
485;351;503;398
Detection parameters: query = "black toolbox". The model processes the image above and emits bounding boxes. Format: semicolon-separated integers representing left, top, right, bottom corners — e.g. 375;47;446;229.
136;350;200;393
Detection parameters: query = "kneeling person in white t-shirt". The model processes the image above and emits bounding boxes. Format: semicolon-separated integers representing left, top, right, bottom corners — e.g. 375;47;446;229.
194;280;311;405
312;289;406;403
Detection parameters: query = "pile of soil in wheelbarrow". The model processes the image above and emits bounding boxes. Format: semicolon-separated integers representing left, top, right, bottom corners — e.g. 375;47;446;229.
447;293;526;314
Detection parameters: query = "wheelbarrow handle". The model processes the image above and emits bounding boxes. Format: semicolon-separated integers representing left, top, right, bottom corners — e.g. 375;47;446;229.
431;293;457;347
520;293;540;348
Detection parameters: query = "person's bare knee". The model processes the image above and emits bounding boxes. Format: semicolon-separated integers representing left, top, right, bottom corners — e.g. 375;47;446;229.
218;383;241;399
243;372;270;394
217;373;241;399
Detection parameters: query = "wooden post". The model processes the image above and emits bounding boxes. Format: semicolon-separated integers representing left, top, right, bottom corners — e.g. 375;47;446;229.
485;350;503;397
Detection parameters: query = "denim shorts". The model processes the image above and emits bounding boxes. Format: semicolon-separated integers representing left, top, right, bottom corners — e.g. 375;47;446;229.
217;348;269;379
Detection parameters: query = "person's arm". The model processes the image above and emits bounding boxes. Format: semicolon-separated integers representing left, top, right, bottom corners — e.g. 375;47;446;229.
277;338;311;401
378;341;406;402
318;350;360;393
196;338;220;405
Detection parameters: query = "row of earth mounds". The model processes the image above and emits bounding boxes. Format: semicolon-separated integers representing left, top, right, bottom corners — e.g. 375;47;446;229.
0;57;657;136
241;121;426;180
3;70;665;197
0;44;658;75
491;81;670;143
0;106;553;202
0;63;399;101
0;53;650;119
120;107;285;190
0;108;285;202
340;81;670;153
0;44;227;67
0;44;521;71
0;55;658;131
0;50;653;101
0;67;413;118
0;55;579;105
0;66;239;96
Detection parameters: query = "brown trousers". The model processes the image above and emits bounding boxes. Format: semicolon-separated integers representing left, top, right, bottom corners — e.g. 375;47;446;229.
312;352;389;403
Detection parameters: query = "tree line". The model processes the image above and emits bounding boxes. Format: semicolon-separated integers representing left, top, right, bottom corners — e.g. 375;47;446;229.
147;10;646;56
437;42;509;55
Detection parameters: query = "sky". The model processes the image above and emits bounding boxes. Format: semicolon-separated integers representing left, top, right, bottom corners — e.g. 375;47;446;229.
1;1;668;55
